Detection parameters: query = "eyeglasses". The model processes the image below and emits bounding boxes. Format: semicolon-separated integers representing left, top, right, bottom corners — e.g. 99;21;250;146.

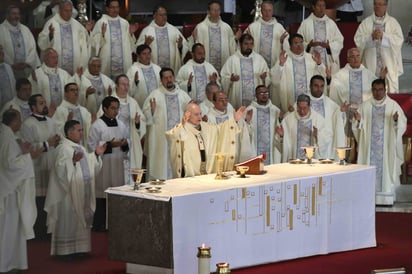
292;41;304;46
257;92;269;95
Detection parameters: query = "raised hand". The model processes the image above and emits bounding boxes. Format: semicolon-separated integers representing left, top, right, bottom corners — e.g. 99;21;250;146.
144;35;154;45
275;125;284;137
279;50;287;66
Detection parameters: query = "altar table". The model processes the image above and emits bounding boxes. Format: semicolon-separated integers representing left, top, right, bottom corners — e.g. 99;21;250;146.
106;163;376;274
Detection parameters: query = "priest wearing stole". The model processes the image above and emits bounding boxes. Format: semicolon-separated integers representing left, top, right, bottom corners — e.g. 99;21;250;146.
352;79;406;205
166;102;248;178
45;120;105;256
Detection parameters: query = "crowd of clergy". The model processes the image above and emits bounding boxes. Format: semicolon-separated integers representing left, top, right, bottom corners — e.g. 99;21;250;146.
0;0;407;272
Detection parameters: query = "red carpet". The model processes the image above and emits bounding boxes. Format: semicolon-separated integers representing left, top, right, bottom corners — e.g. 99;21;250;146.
22;212;412;274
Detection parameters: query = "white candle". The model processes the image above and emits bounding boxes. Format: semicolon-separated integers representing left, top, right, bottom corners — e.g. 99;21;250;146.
197;244;211;274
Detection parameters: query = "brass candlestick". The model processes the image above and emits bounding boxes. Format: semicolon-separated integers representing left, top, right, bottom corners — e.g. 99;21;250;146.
216;262;231;273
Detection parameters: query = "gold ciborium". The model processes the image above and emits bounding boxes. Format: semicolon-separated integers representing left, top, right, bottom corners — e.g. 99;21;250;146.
302;146;316;164
336;147;351;165
215;153;228;180
130;169;145;190
236;166;249;178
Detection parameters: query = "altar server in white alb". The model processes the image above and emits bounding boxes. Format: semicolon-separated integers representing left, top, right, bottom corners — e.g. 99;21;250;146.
53;82;92;146
297;0;344;74
246;85;282;165
97;74;146;173
0;5;40;79
221;33;270;109
177;43;220;103
0;45;16;110
127;44;161;108
353;79;406;205
137;5;188;73
45;120;105;256
91;0;139;79
37;0;92;75
190;1;238;71
0;109;38;272
307;75;345;159
245;0;288;68
88;96;129;230
142;67;191;180
166;102;248;178
74;56;115;117
275;94;331;162
354;0;404;93
29;48;73;111
0;78;32;122
270;33;325;113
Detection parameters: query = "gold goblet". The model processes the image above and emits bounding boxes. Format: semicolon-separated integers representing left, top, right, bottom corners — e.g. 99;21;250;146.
130;169;145;190
302;146;316;164
236;166;249;178
336;147;351;165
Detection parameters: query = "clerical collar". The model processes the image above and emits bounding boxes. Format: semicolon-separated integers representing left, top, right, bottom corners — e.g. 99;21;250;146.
372;96;386;106
213;107;227;115
188;122;201;131
296;110;311;120
32;113;47;121
100;115;118;127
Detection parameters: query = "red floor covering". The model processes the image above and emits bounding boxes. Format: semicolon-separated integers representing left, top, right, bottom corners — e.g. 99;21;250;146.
22;212;412;274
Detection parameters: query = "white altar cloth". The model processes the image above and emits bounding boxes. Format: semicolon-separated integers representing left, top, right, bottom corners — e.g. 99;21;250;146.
106;163;376;273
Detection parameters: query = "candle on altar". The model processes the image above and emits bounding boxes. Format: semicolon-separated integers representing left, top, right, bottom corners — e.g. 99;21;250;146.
197;244;211;274
216;262;231;273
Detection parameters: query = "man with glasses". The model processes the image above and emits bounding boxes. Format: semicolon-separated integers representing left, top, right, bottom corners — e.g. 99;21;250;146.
354;0;404;93
353;79;406;205
91;0;139;79
246;85;282;164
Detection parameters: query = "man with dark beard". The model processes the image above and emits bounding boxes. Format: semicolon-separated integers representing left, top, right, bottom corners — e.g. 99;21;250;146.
20;94;61;239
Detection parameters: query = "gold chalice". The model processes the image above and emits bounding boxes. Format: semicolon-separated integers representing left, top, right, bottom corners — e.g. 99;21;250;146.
336;147;351;165
302;146;316;164
130;169;145;190
236;166;249;178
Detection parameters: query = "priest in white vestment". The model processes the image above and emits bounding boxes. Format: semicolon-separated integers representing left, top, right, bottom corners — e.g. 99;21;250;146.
199;82;220;118
245;1;288;68
0;45;16;110
329;48;378;161
142;68;191;180
271;33;325;113
97;75;146;181
177;43;220;103
307;75;345;159
29;48;73;111
206;91;235;125
46;120;104;256
0;78;32;122
0;109;37;272
88;96;129;230
221;33;270;109
74;56;115;116
53;82;92;146
126;44;161;108
20;94;61;238
352;79;406;205
166;102;248;178
297;0;343;74
0;6;41;79
91;0;139;78
354;0;403;93
37;0;92;75
275;94;332;162
137;6;188;73
246;85;282;164
189;1;238;71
